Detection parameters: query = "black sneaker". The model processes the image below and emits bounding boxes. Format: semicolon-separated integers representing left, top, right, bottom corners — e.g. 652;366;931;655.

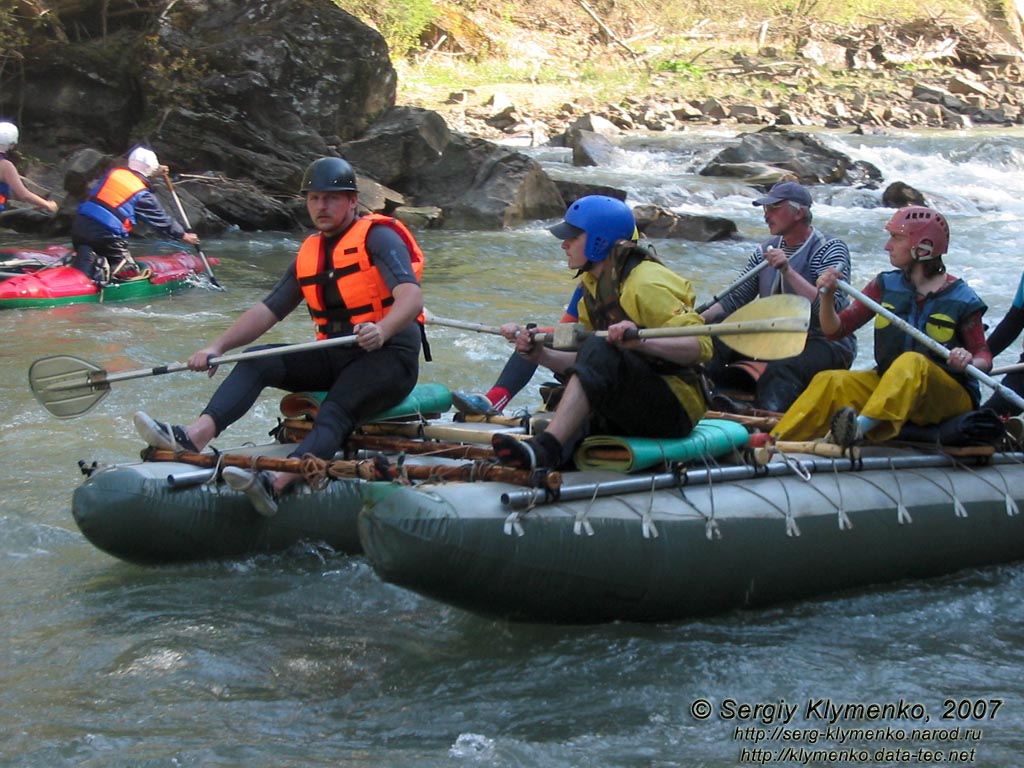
134;411;199;452
828;406;861;448
223;467;278;517
493;436;548;473
492;433;557;470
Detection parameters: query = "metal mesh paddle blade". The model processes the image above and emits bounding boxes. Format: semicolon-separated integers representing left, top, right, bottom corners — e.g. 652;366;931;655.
28;355;110;419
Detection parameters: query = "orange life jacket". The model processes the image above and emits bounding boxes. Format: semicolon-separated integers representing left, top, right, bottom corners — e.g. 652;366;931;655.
295;214;425;340
77;167;149;235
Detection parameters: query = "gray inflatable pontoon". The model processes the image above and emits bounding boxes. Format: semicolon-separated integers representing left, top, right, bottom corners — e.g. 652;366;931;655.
359;448;1024;623
72;443;363;564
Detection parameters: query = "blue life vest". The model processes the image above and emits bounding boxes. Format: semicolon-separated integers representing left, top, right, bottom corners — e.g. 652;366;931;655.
0;152;10;211
874;269;987;403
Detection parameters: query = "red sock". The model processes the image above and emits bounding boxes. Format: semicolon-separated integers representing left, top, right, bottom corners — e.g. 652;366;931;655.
486;387;511;412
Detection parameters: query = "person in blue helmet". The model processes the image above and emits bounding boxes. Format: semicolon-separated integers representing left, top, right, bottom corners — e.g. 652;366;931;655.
491;195;712;471
700;181;856;413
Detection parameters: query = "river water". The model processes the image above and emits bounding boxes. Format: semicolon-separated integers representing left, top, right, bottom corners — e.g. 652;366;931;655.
2;127;1024;766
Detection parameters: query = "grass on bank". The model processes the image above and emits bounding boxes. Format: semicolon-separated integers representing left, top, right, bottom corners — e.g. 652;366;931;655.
335;0;991;110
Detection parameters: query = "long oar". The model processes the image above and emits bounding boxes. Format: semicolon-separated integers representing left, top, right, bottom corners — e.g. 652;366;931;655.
695;259;771;314
427;293;809;361
161;169;224;290
991;362;1024;376
29;334;360;419
836;279;1024;411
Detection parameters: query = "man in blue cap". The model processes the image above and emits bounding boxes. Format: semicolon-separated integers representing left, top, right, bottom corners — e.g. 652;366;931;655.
700;180;856;413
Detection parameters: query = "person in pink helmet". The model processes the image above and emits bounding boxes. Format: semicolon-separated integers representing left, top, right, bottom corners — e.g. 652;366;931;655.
773;206;991;447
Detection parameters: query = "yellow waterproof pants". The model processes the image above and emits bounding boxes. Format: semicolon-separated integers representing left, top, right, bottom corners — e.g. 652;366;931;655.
772;351;974;442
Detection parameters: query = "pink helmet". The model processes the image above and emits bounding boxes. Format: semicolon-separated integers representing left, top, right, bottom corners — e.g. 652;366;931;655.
885;206;949;260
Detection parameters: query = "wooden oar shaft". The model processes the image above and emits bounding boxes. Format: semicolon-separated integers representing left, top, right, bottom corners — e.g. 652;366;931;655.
837;279;1024;411
991;362;1024;376
427;312;805;342
695;259;771;314
161;169;222;289
753;440;857;465
144;448;559;489
425;314;505;335
349;432;496;460
533;316;808;344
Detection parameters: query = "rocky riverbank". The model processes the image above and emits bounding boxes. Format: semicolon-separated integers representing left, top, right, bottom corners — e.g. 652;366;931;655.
402;17;1024;142
2;3;1022;240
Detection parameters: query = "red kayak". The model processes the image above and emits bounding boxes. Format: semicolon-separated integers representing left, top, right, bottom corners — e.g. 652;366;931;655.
0;246;219;309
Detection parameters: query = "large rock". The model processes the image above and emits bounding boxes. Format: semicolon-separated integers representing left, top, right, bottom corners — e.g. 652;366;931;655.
340;107;451;187
398;133;565;229
150;0;396;196
633;205;738;242
700;127;883;186
3;0;397;204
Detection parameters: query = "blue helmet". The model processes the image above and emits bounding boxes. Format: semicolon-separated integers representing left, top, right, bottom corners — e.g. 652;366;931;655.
549;195;636;263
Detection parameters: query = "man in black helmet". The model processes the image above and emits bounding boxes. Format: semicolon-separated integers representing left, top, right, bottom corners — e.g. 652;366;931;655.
132;156;425;516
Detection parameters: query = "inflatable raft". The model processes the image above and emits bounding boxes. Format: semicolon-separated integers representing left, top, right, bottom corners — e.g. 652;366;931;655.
358;439;1024;623
70;383;462;564
0;245;216;308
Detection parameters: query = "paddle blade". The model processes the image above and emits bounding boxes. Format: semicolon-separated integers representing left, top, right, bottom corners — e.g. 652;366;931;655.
718;326;807;360
28;355;110;419
724;293;809;324
717;294;810;360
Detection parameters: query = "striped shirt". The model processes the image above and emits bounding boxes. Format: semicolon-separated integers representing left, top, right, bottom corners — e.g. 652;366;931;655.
719;233;851;318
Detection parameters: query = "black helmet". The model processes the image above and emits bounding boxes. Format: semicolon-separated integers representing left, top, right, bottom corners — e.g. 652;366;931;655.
300;157;357;194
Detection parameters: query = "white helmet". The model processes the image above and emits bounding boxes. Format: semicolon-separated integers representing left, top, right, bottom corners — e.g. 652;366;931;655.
127;146;160;177
0;121;18;151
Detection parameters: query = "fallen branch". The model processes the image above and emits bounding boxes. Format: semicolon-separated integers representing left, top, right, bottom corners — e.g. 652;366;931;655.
143;448;560;490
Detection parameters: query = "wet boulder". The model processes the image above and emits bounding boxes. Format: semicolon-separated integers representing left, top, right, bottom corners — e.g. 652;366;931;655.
700;127;883;186
633;204;738;242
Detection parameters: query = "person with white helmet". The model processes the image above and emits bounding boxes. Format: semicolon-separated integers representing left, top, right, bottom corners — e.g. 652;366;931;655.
491;195;712;472
0;120;59;215
69;145;199;284
772;206;992;447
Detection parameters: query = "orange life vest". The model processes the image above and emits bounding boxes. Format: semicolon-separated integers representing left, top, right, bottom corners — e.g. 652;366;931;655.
78;167;149;235
295;214;425;340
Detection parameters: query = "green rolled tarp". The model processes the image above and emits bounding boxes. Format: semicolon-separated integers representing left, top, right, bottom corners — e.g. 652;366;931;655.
279;382;453;421
573;418;750;472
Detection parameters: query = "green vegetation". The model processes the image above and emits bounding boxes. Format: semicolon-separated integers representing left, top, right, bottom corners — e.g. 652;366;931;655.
386;0;1003;112
333;0;440;58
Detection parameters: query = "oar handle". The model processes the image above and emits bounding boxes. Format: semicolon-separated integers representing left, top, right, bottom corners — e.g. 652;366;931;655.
837;279;1024;411
425;313;505;335
695;259;771;314
991;362;1024;376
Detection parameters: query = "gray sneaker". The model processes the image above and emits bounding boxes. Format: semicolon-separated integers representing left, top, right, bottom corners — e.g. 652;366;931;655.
452;391;499;416
134;411;198;452
223;466;278;517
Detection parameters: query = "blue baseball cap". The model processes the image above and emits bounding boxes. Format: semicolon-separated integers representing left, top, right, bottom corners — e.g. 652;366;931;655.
752;181;813;207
